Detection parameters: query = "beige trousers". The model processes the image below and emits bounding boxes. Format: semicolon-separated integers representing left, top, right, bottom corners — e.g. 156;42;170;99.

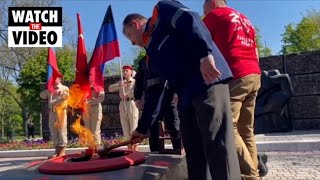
119;100;139;140
83;104;103;145
229;74;261;180
49;110;68;147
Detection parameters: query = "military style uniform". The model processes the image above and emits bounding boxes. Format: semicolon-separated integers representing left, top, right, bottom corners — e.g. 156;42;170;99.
40;83;69;156
83;88;105;145
109;77;139;141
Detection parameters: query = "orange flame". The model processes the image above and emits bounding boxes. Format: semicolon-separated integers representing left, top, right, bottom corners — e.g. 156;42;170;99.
71;116;96;150
54;90;69;129
54;83;96;150
68;83;96;150
68;84;90;112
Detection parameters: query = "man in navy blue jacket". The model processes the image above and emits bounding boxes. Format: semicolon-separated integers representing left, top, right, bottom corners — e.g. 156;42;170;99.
123;1;241;179
134;56;182;152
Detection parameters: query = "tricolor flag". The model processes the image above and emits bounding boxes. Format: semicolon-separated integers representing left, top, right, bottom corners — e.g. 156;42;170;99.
46;47;62;93
89;5;120;92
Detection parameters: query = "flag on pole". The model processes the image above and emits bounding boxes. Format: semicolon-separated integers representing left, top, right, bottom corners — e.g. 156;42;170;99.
46;47;62;93
75;13;89;86
89;5;120;92
68;13;91;112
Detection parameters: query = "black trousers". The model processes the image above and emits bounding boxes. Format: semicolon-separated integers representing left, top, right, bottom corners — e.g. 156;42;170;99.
148;85;182;152
179;83;241;180
28;130;35;139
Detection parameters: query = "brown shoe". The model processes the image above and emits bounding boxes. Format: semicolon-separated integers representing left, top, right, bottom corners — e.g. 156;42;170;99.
48;146;60;159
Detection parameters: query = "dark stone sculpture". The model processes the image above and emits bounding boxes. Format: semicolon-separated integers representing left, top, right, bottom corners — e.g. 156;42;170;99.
255;69;294;134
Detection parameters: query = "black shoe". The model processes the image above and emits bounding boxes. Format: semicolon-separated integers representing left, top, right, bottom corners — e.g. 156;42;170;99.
258;154;268;177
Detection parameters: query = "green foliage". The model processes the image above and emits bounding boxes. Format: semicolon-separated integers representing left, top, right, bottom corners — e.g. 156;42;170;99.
132;48;146;70
56;46;76;82
105;61;121;76
0;81;22;136
281;9;320;54
17;46;76;128
104;49;140;76
7;114;23;132
255;27;272;57
0;0;76;136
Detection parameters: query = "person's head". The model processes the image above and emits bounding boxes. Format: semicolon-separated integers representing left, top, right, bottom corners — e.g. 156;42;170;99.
54;77;62;87
123;13;148;47
122;65;133;79
203;0;227;15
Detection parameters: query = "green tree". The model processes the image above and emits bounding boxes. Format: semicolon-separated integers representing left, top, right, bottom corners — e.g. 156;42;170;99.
0;81;22;138
105;61;121;76
0;0;75;136
255;27;272;57
132;48;146;70
17;46;76;135
104;48;139;76
281;9;320;54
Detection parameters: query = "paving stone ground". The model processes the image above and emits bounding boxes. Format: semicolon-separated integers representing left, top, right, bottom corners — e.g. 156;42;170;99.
263;151;320;180
1;131;320;179
1;151;320;180
0;157;46;172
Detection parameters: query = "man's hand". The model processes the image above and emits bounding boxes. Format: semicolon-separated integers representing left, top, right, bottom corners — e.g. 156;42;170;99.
135;100;144;110
200;55;221;85
131;130;147;144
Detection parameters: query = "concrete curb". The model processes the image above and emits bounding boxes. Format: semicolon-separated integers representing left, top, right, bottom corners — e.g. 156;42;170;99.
1;140;320;158
257;140;320;152
0;145;170;158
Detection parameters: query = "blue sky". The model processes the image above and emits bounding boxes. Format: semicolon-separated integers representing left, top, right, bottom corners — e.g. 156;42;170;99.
62;0;320;64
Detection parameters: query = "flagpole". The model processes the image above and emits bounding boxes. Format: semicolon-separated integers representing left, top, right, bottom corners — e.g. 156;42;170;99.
118;57;124;82
118;57;127;116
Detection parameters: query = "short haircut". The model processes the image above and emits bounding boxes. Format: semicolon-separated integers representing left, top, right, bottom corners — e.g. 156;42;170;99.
122;13;146;34
205;0;227;4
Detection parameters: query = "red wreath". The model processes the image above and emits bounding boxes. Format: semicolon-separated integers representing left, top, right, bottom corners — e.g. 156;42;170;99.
38;150;145;175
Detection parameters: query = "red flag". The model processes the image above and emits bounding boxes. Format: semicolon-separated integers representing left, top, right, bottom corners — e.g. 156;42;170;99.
68;13;91;112
46;47;62;93
75;13;89;86
89;5;120;92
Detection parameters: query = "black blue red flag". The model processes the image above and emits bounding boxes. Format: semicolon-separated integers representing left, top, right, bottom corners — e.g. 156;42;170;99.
46;47;62;93
89;5;120;92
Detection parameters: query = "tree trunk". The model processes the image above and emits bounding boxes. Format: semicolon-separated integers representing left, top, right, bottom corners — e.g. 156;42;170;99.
39;113;42;136
22;107;29;137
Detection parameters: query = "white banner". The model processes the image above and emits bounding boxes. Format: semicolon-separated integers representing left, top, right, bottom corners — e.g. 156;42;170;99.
8;26;62;47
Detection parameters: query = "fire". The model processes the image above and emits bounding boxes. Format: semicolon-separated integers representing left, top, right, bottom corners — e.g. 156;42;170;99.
71;116;96;150
68;84;90;112
54;90;69;129
54;83;96;150
68;83;96;150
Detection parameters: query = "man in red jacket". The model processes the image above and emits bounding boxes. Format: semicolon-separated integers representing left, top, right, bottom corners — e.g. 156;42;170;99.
203;0;266;179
